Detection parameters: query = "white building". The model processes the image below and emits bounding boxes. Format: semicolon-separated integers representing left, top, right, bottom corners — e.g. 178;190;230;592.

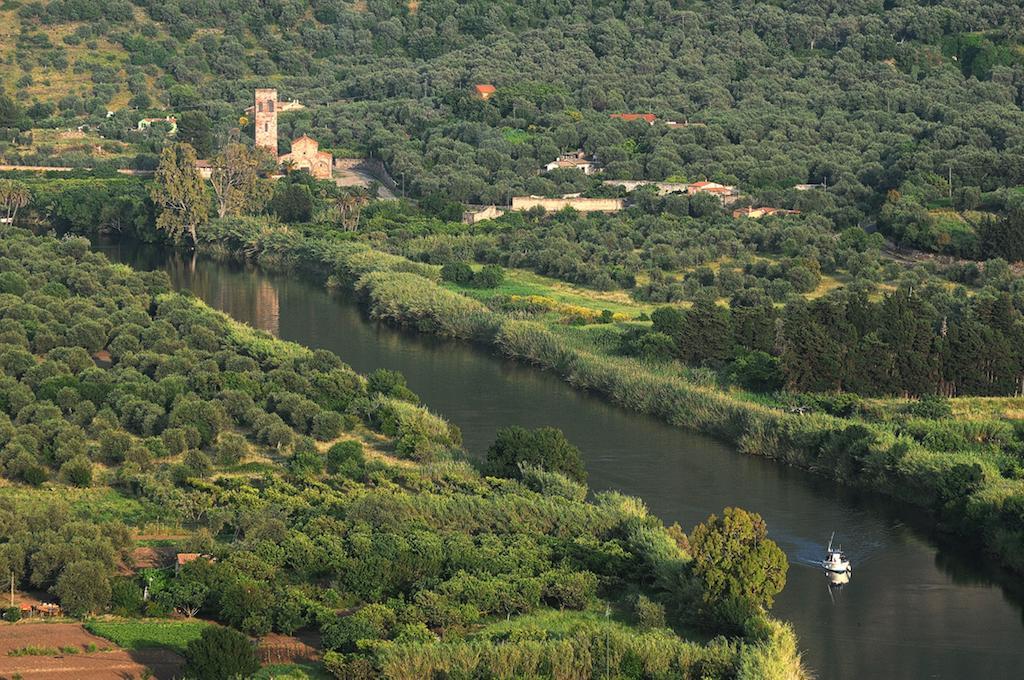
545;151;601;175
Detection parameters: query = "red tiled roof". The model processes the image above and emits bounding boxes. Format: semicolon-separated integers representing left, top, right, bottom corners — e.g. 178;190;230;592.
475;84;496;94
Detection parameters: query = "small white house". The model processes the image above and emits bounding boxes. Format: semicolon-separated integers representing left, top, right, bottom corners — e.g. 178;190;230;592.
137;116;178;134
545;151;601;175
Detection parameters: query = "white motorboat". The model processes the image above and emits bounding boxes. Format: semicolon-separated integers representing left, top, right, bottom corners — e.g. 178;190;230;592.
826;569;850;587
821;532;851;573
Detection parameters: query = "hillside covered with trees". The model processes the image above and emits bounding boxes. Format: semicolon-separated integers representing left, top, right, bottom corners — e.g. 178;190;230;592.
4;0;1024;247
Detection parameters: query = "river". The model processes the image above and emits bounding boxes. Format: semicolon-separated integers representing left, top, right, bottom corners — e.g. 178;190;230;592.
99;242;1024;679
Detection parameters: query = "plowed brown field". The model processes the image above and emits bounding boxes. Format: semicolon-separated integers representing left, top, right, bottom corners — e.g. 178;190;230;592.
0;623;183;679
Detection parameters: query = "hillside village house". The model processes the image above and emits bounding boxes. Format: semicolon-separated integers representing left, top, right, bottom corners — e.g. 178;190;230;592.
474;84;496;100
545;150;601;175
137;116;177;133
463;204;506;224
688;181;740;203
732;206;801;219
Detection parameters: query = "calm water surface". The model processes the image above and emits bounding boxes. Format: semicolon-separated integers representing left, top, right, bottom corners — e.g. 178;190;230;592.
101;243;1024;679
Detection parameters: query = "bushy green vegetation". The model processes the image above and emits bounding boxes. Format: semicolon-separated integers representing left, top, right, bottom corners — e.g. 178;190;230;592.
7;645;60;657
183;626;260;680
84;620;210;653
0;229;799;678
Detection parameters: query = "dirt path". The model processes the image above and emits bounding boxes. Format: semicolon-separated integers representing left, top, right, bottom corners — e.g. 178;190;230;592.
0;623;183;680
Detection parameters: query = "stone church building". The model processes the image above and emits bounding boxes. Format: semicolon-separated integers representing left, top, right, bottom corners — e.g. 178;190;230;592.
253;88;333;180
279;135;334;180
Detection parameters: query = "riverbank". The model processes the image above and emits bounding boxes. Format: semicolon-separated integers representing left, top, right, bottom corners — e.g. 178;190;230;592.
196;218;1024;576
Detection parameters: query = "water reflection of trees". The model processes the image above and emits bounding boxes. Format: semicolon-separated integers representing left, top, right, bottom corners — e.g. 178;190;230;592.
162;251;280;337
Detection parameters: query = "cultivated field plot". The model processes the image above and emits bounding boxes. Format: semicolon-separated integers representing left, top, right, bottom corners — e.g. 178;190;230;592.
0;623;182;680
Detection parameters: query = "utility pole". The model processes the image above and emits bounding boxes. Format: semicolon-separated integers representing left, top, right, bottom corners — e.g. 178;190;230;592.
10;571;14;607
605;605;610;678
948;165;953;199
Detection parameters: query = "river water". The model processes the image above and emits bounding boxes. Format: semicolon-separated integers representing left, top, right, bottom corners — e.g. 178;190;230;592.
100;242;1024;679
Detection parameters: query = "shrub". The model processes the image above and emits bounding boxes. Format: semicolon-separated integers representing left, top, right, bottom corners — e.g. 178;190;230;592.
183;450;213;477
473;264;505;288
3;606;20;622
60;455;93;487
690;508;788;634
326;440;364;474
368;397;459;462
54;560;112;617
182;626;259;680
99;430;132;463
0;272;28;296
310;409;344;440
730;351;783;392
110;578;144;616
323;651;375;680
542;568;597;610
634;594;666;629
269;183;314;223
356;271;500;341
485;426;587;483
322;604;396;653
519;464;587;502
367;368;418;402
161;427;191;455
289;444;324;478
906;394;952;420
214;432;249;465
441;261;474;285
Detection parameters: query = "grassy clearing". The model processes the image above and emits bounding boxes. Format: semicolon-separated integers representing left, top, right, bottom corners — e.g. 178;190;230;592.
447;267;654;317
468;607;637;640
500;128;532;144
313;426;417;469
0;485;156;526
84;619;211;653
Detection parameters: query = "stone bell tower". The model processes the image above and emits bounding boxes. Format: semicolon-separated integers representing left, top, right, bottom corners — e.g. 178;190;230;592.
254;88;278;154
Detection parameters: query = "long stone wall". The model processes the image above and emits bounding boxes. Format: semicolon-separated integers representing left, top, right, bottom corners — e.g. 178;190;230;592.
601;180;690;195
510;196;624;213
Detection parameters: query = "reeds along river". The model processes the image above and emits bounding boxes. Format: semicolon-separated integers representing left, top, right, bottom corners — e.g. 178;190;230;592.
99;241;1024;680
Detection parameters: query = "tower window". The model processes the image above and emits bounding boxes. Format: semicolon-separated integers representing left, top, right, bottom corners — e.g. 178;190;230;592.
268;101;275;113
257;102;263;113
